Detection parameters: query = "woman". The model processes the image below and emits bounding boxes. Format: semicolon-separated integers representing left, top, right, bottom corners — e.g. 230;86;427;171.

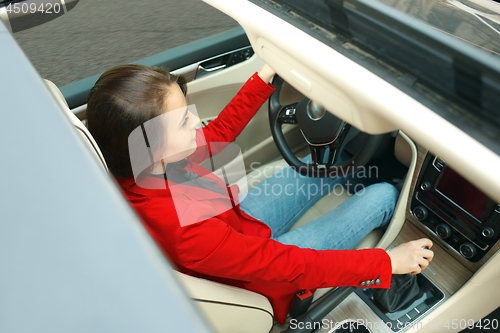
87;63;434;324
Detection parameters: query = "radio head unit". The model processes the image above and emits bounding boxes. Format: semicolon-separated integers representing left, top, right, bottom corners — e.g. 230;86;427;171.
411;154;500;262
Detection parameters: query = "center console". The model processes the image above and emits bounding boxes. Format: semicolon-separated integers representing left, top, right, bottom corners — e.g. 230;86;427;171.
410;154;500;263
356;152;499;332
357;274;444;332
316;147;498;333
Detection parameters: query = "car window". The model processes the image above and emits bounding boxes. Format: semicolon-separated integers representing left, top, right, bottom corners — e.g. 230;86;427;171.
8;0;239;87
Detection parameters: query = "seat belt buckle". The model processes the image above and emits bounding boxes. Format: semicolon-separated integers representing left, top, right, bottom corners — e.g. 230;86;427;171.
289;289;314;318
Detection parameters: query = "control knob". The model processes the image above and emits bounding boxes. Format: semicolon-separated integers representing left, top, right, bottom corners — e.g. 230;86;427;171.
436;223;452;239
482;227;495;239
413;206;428;221
460;242;477;259
420;181;432;191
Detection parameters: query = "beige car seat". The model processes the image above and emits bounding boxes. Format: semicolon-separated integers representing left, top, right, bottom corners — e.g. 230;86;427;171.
44;79;384;333
44;79;275;332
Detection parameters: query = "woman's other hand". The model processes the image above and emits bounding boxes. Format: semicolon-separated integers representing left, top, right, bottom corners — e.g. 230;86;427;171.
388;238;434;275
258;64;276;83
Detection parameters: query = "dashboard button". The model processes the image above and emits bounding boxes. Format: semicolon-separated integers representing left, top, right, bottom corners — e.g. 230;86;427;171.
436;223;452;239
407;309;419;319
460;242;477;259
450;234;461;245
416;303;429;313
420;181;431;191
413;206;428;221
482;227;495;238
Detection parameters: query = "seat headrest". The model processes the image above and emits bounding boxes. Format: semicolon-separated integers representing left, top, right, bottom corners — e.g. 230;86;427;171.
44;79;108;172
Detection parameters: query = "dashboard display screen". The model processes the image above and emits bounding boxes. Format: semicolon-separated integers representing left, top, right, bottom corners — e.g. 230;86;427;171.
436;167;496;223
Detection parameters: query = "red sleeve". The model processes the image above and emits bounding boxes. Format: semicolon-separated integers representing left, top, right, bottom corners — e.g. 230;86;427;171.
189;73;275;164
175;216;393;290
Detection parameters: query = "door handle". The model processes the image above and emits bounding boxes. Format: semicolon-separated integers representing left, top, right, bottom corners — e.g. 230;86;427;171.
199;63;227;73
194;46;254;80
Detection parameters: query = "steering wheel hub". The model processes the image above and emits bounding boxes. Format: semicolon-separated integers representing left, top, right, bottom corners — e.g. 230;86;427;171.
306;101;326;120
297;99;346;146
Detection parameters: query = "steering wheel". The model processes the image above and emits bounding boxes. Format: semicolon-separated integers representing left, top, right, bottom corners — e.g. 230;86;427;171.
269;75;383;177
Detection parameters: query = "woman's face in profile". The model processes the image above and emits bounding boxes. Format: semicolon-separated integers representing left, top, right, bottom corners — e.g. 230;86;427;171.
160;84;200;164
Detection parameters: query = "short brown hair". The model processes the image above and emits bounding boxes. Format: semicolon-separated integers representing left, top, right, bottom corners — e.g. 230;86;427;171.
87;64;187;178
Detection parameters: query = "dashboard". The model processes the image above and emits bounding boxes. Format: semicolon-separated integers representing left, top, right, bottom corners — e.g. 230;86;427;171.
411;154;500;263
316;143;500;333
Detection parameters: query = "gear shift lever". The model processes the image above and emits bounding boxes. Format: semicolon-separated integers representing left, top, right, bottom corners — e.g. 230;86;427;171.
373;247;429;312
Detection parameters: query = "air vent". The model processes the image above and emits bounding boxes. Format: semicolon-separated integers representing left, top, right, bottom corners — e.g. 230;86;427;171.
433;157;445;171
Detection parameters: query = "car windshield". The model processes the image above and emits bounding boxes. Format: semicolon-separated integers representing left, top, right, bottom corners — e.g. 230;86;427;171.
376;0;500;56
271;0;500;55
254;0;500;155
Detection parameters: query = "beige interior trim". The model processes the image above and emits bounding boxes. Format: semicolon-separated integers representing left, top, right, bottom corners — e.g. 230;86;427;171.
203;0;500;205
44;79;70;109
0;7;13;33
395;133;412;168
44;80;108;171
318;293;393;333
175;271;274;333
175;272;273;311
389;222;473;296
187;53;264;101
376;131;418;249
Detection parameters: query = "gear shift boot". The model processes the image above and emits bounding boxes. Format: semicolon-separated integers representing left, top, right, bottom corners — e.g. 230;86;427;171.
356;273;445;332
373;274;420;313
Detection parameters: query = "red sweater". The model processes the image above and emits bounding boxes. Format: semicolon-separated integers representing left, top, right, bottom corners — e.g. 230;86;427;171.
118;73;392;324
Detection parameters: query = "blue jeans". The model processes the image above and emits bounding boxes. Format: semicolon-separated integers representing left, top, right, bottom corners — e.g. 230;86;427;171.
240;157;398;250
